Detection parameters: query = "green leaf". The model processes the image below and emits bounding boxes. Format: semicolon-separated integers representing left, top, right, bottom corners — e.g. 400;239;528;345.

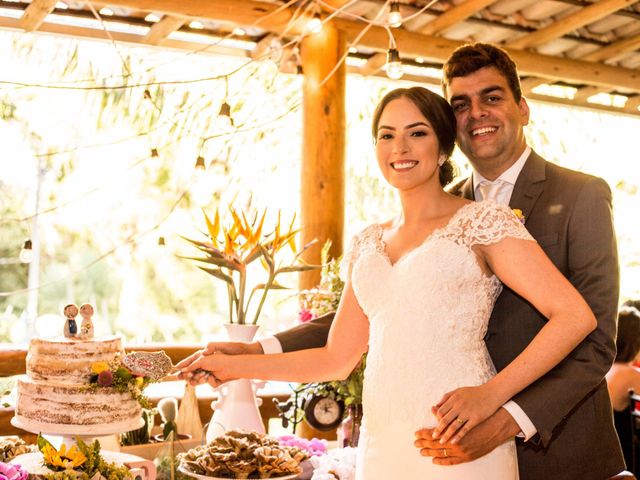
276;264;322;274
197;267;234;285
178;255;238;270
37;433;54;453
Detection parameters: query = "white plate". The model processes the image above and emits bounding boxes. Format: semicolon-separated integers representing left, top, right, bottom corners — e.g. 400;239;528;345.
178;464;300;480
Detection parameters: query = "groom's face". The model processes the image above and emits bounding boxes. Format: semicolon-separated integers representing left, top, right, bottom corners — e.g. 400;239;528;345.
446;66;530;179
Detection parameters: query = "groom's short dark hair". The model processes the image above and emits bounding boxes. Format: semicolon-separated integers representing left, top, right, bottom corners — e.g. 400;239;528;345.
442;43;522;103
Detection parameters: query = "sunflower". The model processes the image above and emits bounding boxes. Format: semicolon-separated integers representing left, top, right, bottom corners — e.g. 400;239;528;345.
41;442;87;471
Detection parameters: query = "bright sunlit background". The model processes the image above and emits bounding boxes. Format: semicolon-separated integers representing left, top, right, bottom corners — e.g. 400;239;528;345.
1;30;638;345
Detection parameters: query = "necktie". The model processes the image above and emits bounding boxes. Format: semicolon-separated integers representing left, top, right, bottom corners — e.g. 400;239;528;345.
478;180;505;202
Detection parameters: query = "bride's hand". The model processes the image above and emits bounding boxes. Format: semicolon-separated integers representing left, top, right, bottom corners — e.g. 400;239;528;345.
178;353;235;386
431;385;501;444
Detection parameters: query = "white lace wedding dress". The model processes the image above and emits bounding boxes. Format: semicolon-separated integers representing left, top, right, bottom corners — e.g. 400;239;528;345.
342;201;533;480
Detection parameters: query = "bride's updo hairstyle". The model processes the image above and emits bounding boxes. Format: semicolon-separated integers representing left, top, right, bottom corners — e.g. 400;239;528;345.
371;87;457;187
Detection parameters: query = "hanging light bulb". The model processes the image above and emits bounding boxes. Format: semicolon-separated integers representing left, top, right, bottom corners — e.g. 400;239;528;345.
307;13;323;34
19;239;33;264
388;2;402;28
157;236;166;247
385;48;404;80
194;156;206;170
216;102;234;129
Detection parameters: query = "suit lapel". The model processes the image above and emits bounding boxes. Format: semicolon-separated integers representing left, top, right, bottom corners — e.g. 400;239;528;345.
509;150;546;219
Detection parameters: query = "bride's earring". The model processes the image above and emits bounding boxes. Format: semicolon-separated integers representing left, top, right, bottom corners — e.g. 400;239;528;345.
438;155;446;167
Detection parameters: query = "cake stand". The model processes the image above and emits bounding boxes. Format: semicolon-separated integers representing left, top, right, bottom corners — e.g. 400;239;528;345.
10;416;156;480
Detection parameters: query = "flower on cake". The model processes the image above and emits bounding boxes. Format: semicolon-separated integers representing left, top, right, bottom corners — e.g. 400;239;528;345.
0;461;28;480
97;370;114;387
89;361;152;408
90;362;109;374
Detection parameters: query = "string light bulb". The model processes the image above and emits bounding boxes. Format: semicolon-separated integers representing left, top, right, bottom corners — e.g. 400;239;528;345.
385;48;404;80
388;2;402;28
157;236;166;247
19;239;33;264
307;13;323;34
216;102;234;129
194;156;206;170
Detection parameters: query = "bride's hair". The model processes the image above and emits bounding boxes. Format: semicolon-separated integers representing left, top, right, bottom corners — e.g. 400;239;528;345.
371;87;457;187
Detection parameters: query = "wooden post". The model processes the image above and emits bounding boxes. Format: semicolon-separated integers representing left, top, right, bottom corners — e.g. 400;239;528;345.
299;21;346;290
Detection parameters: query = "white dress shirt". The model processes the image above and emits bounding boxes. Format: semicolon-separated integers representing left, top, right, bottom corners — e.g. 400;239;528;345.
260;145;538;441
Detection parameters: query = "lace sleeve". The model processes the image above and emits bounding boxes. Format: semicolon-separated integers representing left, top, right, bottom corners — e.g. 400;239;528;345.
339;224;380;282
467;202;534;247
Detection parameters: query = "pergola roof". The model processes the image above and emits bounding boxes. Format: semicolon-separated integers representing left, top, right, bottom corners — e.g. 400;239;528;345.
1;0;639;116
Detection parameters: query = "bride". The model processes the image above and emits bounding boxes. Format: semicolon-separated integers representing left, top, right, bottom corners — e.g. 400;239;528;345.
177;87;595;479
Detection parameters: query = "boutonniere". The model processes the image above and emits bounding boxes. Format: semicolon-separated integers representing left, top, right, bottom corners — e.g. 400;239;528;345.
512;208;526;224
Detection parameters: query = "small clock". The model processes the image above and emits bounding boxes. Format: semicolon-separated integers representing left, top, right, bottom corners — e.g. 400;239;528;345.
304;395;345;431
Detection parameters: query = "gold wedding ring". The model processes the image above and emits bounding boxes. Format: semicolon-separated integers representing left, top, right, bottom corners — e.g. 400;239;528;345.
456;418;466;424
443;448;448;457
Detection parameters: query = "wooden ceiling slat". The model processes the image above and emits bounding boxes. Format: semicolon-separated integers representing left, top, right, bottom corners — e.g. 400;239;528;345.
144;14;185;45
573;85;604;101
19;0;58;32
519;77;548;94
507;0;638;49
331;17;640;92
361;52;386;75
418;0;500;35
581;32;640;62
625;95;640;112
93;0;292;29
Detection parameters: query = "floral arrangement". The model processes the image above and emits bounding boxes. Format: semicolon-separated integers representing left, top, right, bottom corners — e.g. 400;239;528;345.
88;360;153;409
37;435;130;480
181;207;319;325
277;435;327;457
0;461;28;480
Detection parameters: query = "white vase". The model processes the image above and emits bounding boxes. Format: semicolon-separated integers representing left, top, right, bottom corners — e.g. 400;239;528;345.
206;324;266;442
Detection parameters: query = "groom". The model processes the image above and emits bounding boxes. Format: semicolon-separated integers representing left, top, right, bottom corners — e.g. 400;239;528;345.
179;44;624;479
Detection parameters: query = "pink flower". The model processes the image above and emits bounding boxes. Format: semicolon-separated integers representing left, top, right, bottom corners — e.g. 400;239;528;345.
97;370;114;387
0;462;29;480
298;309;314;323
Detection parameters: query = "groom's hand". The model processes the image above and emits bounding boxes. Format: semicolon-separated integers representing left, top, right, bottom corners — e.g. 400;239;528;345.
414;407;520;465
175;341;264;385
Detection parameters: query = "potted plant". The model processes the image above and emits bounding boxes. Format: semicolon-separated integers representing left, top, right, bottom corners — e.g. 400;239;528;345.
181;207;319;439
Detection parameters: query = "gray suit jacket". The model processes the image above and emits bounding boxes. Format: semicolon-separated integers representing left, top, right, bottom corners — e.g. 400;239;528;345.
276;150;624;479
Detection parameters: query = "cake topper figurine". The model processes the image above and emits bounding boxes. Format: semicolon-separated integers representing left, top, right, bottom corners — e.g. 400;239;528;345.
63;303;79;338
79;303;95;339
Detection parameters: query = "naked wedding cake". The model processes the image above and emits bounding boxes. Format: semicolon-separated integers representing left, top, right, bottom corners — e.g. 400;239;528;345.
13;336;143;435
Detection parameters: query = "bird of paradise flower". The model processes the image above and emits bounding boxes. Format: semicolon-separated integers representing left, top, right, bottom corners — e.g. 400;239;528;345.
180;207;319;325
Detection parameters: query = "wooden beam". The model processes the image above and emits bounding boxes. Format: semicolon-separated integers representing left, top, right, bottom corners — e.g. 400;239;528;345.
419;0;499;35
573;85;603;101
0;16;248;58
581;32;640;63
331;17;640;92
625;95;640;113
361;52;386;76
18;0;57;32
7;0;640;93
299;21;346;289
93;0;293;30
520;77;548;94
507;0;638;49
144;14;185;45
